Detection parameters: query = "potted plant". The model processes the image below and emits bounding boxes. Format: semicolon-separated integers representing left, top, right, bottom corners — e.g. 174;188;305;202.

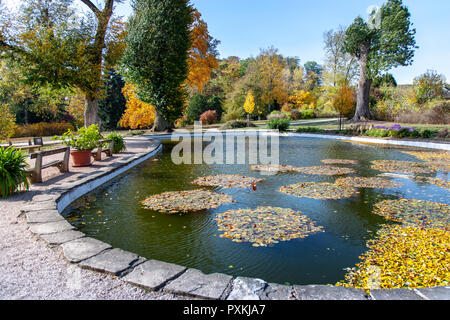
57;124;102;167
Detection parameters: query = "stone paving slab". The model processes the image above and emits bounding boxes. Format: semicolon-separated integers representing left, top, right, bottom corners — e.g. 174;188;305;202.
40;230;85;246
60;237;112;263
261;283;294;300
32;194;59;202
293;285;368;300
370;289;424;300
163;268;233;300
79;248;145;276
123;260;187;291
28;220;74;235
226;277;268;300
26;210;65;224
21;201;57;212
415;286;450;300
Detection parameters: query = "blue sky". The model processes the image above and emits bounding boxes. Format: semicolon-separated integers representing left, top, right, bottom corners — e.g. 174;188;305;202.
116;0;450;85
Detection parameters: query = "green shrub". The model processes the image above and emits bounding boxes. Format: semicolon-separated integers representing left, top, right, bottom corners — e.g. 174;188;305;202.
106;132;126;154
57;124;103;151
13;122;74;138
0;146;29;198
365;129;391;137
267;118;290;132
296;127;322;133
419;129;436;139
220;120;256;130
299;109;315;119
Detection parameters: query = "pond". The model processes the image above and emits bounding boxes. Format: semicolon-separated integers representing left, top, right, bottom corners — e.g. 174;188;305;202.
63;136;449;286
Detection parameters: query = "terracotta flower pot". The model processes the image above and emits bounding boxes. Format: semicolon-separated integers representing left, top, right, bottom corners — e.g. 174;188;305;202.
70;149;93;167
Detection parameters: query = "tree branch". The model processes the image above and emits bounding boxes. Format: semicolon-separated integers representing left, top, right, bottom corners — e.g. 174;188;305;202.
79;0;100;16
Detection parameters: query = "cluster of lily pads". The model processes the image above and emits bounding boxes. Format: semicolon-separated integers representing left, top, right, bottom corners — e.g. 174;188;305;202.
371;160;436;174
215;206;324;247
280;182;359;200
191;174;263;189
141;189;233;214
335;177;403;189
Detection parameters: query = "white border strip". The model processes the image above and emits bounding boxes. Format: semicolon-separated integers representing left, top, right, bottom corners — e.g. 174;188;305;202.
150;131;450;151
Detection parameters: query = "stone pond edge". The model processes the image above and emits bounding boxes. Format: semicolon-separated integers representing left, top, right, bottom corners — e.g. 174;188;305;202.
22;135;449;300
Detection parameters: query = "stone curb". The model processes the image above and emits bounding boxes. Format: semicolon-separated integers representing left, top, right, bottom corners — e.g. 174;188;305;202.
21;136;449;300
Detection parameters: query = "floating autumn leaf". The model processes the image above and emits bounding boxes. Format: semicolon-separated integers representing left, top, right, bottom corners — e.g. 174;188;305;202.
191;175;264;189
371;160;436;174
321;159;360;165
373;199;450;229
215;206;324;247
414;176;450;190
335;177;402;189
250;164;302;173
336;224;450;290
280;182;358;200
142;189;233;214
295;165;355;176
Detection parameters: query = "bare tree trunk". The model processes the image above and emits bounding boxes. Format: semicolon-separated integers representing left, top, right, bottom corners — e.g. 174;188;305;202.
152;109;171;132
352;48;372;122
84;95;101;128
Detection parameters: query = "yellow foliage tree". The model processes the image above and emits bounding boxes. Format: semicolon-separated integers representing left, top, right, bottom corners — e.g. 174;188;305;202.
289;90;314;109
120;84;155;129
186;9;219;93
243;90;255;115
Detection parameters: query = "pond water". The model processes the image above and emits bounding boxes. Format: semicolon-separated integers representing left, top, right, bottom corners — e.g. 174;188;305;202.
63;136;449;285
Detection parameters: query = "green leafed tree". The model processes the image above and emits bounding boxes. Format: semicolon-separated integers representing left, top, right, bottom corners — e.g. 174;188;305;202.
0;0;126;128
121;0;193;132
343;0;417;121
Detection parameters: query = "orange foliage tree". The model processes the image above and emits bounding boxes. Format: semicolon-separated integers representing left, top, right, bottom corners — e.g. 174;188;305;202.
186;9;219;93
332;82;356;130
119;84;155;129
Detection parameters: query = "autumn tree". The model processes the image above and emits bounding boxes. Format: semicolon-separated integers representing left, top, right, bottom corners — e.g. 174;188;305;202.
186;9;220;94
257;47;289;113
343;0;417;121
243;90;255;125
122;0;192;132
332;82;356;130
120;83;155;130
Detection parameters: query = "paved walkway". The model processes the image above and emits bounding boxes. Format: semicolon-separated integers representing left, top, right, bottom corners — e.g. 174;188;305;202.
0;137;186;300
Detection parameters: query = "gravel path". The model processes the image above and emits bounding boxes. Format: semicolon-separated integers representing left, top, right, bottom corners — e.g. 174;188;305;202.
0;137;187;300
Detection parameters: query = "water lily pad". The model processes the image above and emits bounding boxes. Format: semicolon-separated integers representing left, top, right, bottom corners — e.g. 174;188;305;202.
250;164;302;173
142;189;233;214
321;159;360;165
279;182;358;200
215;206;324;246
335;177;402;189
336;224;450;290
373;199;450;229
191;174;263;189
402;151;450;163
371;160;436;174
295;166;356;176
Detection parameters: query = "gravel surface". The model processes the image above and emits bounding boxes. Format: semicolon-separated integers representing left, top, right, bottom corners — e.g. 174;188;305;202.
0;137;187;300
